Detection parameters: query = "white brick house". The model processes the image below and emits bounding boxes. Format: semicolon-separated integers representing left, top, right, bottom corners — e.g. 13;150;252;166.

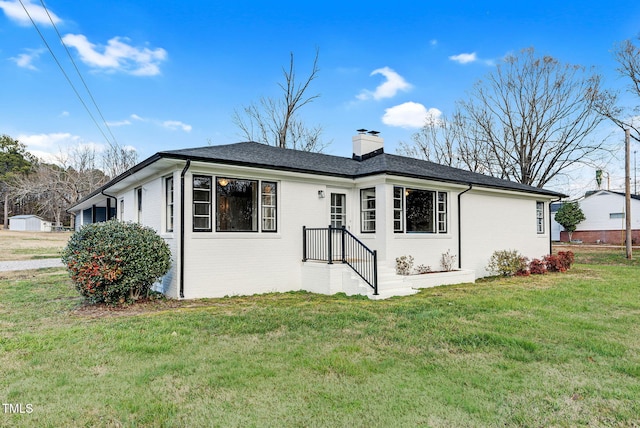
68;132;564;299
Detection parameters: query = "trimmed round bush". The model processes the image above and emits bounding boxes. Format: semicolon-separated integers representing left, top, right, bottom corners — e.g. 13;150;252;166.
62;220;171;305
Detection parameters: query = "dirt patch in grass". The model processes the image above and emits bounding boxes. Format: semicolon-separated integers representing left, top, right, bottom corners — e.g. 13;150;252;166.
0;230;71;261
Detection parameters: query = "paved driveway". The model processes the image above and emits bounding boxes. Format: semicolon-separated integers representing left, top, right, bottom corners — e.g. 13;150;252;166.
0;259;64;272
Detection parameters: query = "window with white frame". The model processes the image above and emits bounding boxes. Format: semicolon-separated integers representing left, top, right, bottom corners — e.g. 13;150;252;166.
393;186;403;232
166;177;174;232
360;188;376;232
193;176;212;231
536;201;545;234
437;192;447;233
261;181;277;232
193;175;279;233
394;186;448;234
330;193;346;228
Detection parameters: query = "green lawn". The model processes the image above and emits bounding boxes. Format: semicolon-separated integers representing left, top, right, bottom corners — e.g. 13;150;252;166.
1;250;639;427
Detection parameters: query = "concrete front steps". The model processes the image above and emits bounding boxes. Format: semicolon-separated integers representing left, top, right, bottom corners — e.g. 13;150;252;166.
367;266;420;300
301;261;475;300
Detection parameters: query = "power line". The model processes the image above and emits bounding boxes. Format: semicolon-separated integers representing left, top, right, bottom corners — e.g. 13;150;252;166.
39;0;120;149
18;0;116;148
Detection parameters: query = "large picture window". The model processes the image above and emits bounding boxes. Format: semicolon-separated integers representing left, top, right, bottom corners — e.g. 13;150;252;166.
216;177;258;232
406;189;435;232
193;176;212;231
360;188;376;233
395;186;448;234
193;175;277;233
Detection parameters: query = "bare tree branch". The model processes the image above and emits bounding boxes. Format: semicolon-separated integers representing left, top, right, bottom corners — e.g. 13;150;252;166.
596;38;640;143
233;49;328;152
403;47;615;188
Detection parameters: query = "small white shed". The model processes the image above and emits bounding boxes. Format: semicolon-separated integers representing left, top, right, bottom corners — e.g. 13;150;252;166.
8;215;52;232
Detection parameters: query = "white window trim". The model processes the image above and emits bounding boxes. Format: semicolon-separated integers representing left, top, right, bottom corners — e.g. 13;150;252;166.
536;201;545;234
394;186;448;234
360;188;376;233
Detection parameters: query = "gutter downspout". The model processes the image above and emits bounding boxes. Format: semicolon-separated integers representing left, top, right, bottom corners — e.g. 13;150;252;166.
179;160;191;299
101;190;118;221
549;197;562;255
457;184;473;269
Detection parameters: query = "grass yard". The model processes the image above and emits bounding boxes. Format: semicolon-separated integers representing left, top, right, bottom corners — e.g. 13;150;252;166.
1;247;639;427
0;230;71;261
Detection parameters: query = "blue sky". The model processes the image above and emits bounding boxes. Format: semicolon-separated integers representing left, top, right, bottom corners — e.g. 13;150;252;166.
1;0;639;195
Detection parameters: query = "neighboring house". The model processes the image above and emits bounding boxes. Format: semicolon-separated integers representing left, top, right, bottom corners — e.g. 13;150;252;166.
554;190;640;245
8;215;52;232
68;131;564;299
550;202;563;241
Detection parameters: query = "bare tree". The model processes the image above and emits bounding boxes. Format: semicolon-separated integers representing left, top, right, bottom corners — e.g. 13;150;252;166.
402;48;615;188
398;111;492;175
596;38;640;143
102;144;138;179
233;49;328;152
12;146;108;227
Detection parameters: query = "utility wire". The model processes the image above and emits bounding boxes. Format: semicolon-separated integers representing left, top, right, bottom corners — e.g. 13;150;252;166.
39;0;120;149
18;0;115;147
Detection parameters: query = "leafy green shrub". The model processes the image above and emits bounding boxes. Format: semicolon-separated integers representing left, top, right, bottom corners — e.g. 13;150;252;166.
487;250;529;276
62;220;171;305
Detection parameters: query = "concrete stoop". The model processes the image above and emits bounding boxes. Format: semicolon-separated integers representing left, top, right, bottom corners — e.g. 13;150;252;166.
301;262;473;300
366;266;420;300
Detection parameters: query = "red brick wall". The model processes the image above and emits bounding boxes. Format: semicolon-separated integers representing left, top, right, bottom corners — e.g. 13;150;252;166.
559;230;640;245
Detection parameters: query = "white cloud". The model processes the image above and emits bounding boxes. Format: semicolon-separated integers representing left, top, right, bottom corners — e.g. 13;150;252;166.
61;34;168;76
127;114;192;132
0;0;61;26
18;132;105;164
18;132;79;149
449;52;478;64
357;67;412;101
163;120;192;132
10;49;43;70
106;119;132;127
382;102;442;129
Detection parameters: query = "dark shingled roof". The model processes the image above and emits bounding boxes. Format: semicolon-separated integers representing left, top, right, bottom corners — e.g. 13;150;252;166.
160;142;565;197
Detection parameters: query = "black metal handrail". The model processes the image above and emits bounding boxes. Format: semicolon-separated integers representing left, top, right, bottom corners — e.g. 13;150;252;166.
302;225;378;295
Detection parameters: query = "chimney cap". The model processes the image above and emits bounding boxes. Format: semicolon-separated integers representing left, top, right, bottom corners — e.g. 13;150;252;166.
368;130;380;136
356;128;368;134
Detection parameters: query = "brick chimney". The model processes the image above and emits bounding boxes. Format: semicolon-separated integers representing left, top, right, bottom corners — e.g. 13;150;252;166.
352;129;384;161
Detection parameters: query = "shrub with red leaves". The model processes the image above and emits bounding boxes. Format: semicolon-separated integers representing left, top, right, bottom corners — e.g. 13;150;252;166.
557;251;575;270
544;254;566;272
529;258;547;275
